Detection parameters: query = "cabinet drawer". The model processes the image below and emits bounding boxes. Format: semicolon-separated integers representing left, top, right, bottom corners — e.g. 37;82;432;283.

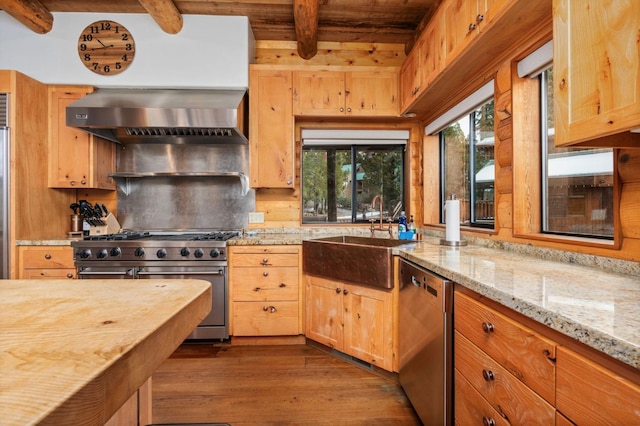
232;301;299;336
231;245;300;255
455;331;555;425
23;269;75;279
232;253;299;267
232;267;299;301
454;369;510;426
21;246;74;269
454;292;556;404
556;346;640;424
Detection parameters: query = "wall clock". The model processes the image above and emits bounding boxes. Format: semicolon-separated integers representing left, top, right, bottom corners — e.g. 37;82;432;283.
77;20;135;76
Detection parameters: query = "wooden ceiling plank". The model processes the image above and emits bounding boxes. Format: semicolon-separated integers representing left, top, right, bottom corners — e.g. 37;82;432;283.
137;0;183;34
0;0;53;34
293;0;319;60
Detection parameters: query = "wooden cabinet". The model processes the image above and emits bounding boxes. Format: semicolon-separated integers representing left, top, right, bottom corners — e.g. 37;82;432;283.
248;67;295;189
293;69;399;117
553;0;640;146
48;87;116;190
18;246;75;279
454;292;556;423
556;346;640;424
305;274;394;371
229;245;302;336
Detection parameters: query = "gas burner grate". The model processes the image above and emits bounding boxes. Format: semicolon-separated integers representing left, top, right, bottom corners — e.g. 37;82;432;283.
84;232;151;241
189;231;240;241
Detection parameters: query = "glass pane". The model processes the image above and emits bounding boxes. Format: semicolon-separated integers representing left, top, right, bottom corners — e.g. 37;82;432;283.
355;147;404;223
443;117;471;225
473;101;495;225
302;148;352;223
542;68;614;238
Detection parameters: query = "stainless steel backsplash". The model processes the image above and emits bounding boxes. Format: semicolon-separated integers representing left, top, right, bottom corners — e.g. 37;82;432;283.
114;143;255;231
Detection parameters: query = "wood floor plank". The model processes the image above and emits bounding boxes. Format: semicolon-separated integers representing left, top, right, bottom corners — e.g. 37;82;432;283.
152;343;421;425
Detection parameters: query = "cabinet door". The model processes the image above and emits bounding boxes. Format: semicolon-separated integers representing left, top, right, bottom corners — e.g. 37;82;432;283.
90;135;116;190
400;44;421;113
475;0;510;32
49;90;91;188
249;68;294;188
342;283;394;371
444;0;477;63
554;0;640;145
293;70;345;116
556;346;640;424
420;13;446;90
346;71;399;117
304;274;343;350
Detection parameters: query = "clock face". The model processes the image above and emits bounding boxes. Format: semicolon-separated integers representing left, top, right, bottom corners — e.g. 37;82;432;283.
77;20;135;76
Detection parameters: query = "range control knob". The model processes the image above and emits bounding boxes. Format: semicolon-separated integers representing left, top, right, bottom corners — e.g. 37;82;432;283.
134;247;145;257
79;249;92;259
97;249;108;259
109;247;121;257
156;249;167;259
180;247;191;257
194;249;204;258
209;249;220;258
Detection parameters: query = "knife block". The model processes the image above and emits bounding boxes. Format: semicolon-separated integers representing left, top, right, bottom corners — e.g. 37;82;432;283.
105;213;121;234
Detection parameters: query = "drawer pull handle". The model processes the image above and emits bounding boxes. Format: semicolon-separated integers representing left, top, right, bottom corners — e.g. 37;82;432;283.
482;369;495;381
482;416;495;426
44;254;52;259
254;287;261;292
263;305;277;313
262;257;269;264
67;273;74;279
279;283;286;288
263;271;269;277
482;322;494;333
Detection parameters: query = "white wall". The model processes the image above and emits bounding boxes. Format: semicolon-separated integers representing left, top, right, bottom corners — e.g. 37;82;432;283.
0;12;254;89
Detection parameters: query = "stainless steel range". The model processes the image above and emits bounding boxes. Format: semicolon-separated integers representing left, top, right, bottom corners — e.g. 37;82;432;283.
72;231;240;340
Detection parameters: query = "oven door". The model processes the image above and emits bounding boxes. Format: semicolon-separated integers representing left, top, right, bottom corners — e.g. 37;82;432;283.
136;264;227;340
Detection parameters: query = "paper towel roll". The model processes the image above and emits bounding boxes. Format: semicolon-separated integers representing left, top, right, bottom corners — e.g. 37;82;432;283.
445;199;461;242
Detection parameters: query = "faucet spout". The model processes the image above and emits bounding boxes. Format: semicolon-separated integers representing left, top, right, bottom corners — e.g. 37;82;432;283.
370;194;393;237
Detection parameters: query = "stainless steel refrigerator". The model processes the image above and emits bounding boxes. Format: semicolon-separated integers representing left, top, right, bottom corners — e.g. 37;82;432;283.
0;93;9;279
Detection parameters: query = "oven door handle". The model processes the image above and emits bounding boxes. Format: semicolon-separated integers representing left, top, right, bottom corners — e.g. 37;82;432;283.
136;270;225;276
78;270;136;276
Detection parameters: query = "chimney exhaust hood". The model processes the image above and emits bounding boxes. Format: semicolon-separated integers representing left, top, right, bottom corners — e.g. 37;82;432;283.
66;88;248;144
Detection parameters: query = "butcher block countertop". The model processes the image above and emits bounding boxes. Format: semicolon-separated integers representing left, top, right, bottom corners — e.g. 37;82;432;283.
0;279;211;426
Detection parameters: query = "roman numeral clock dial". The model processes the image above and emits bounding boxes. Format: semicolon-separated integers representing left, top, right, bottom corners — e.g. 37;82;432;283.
77;20;135;75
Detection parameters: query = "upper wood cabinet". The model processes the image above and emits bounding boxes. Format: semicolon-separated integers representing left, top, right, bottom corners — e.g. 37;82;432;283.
48;87;115;190
293;70;399;117
553;0;640;146
249;67;295;189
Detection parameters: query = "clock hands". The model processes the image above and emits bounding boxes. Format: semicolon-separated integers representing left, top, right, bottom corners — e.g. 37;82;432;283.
91;38;114;50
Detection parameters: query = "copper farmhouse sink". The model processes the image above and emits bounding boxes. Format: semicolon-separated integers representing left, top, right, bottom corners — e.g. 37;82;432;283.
303;236;415;289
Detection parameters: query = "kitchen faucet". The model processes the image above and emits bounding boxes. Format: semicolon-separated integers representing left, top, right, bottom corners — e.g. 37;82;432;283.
370;194;393;237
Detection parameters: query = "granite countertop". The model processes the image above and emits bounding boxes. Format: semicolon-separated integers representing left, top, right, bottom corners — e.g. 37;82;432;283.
0;279;211;425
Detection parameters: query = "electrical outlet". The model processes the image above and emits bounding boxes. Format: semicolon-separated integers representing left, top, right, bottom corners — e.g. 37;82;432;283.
248;212;265;224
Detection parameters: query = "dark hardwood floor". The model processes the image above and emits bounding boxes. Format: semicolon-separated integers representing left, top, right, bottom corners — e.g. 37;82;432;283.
151;342;421;425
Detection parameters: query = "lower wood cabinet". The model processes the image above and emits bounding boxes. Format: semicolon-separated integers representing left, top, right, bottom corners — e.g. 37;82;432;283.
305;274;394;372
455;289;640;425
18;246;75;279
229;245;302;336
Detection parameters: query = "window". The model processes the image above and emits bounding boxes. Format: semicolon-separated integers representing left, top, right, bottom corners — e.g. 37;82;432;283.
301;130;406;224
438;99;495;229
540;68;614;238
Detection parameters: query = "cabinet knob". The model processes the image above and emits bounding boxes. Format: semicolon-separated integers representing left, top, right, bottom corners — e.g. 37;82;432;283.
335;287;341;294
44;254;52;259
80;180;87;185
69;181;76;186
482;369;495;381
263;305;277;313
346;107;351;112
468;23;477;31
287;179;293;185
279;283;286;288
262;257;269;264
263;271;269;277
339;107;344;112
481;322;494;333
66;273;74;279
482;417;495;426
254;287;261;292
476;14;484;24
343;288;349;295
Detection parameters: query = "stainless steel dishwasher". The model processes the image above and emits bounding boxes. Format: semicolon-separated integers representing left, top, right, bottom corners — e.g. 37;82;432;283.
398;258;453;425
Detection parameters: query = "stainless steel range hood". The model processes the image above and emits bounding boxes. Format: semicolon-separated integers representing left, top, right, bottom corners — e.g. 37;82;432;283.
66;88;248;144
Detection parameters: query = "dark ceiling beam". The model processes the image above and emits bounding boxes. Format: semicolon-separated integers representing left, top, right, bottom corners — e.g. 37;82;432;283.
293;0;319;60
0;0;53;34
137;0;183;34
